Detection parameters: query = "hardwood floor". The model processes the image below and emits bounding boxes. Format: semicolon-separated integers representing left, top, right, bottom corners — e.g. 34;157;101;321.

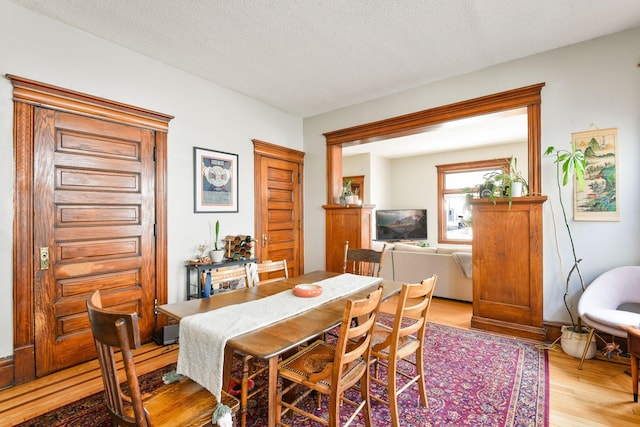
0;297;638;426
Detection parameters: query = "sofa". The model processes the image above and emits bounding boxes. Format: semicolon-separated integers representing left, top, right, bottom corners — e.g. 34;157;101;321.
377;242;473;302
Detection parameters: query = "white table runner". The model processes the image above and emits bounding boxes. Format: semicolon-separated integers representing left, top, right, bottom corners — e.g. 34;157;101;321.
177;273;381;400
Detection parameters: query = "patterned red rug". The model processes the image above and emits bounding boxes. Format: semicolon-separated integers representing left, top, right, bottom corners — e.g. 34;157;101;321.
18;322;548;426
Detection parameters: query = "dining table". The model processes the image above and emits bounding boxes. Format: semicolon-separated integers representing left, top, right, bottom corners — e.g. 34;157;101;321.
157;270;402;427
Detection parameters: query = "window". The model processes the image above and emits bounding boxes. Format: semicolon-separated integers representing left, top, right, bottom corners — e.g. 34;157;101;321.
437;159;508;244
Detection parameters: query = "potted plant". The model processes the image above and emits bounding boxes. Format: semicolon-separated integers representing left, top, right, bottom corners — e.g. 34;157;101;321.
544;143;595;358
210;220;225;263
479;156;528;206
342;178;355;204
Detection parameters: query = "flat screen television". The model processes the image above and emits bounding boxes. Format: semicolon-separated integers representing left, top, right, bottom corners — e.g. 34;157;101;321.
375;209;427;241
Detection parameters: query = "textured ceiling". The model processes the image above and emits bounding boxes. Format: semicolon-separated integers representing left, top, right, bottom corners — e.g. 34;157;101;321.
10;0;640;118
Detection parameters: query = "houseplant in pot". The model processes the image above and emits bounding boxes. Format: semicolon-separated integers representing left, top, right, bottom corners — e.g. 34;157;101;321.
342;178;355;204
210;220;225;263
479;156;528;206
544;143;595;358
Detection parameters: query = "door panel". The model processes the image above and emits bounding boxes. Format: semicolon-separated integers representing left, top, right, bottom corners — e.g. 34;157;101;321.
260;158;299;276
34;109;156;375
254;141;304;278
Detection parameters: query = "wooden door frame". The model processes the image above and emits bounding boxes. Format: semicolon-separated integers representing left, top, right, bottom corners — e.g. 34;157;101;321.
7;75;172;385
252;139;305;272
322;83;545;205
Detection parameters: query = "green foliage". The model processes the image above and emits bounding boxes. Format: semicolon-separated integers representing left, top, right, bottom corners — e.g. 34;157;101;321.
342;178;353;196
480;156;528;206
214;220;220;250
544;143;586;190
544;142;588;330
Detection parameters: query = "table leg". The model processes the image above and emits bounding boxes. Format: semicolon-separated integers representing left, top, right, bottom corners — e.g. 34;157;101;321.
223;346;234;396
267;356;278;427
631;351;639;403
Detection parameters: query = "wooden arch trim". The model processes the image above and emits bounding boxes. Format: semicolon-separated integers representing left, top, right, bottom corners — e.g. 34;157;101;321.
7;74;172;385
323;83;545;203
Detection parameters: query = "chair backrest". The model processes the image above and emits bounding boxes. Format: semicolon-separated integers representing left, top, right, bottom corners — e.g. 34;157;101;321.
343;240;388;277
86;290;150;427
374;275;437;356
255;259;289;285
209;264;252;292
330;287;383;389
578;266;640;315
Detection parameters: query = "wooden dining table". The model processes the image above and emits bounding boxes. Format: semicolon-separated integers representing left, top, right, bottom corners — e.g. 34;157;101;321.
157;270;402;427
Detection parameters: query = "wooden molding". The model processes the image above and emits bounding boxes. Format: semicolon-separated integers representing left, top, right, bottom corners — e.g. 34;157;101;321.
0;356;14;390
323;83;545;204
252;139;305;163
6;74;173;131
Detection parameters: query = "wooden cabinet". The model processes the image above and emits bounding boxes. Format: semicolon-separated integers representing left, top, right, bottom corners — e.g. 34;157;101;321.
468;196;547;340
324;205;374;273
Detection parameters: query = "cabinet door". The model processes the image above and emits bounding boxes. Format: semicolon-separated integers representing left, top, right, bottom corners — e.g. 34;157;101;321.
325;207;373;273
470;197;546;340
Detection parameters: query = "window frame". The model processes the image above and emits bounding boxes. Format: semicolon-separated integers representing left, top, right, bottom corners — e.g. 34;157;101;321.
437;158;509;244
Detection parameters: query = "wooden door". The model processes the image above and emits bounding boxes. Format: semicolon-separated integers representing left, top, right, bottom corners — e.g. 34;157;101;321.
469;196;547;341
33;109;157;375
324;206;374;273
253;140;304;277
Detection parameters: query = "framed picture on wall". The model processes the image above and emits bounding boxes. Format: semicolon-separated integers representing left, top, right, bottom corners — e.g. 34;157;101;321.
572;128;619;221
194;147;238;213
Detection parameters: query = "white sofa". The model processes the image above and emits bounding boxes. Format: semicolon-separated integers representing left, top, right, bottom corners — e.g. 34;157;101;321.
378;242;473;302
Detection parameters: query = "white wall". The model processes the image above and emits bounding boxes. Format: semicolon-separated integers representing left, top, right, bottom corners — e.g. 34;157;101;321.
0;1;302;358
304;27;640;324
343;142;527;243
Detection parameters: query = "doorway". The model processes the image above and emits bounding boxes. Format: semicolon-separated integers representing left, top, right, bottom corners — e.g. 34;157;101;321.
323;84;544;204
253;139;305;277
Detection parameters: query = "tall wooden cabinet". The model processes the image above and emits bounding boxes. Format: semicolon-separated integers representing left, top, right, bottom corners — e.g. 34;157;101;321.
468;196;547;340
324;205;374;273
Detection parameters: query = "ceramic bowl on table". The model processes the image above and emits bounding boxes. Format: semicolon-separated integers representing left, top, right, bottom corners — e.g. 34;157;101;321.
293;284;323;298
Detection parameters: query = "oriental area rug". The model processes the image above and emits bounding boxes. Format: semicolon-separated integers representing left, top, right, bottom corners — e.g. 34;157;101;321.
19;322;548;427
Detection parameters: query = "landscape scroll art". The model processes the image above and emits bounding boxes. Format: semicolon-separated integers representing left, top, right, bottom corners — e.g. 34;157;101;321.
194;147;239;213
572;127;619;221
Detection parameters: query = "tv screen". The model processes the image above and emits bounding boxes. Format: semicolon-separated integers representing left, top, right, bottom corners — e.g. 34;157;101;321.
376;209;427;241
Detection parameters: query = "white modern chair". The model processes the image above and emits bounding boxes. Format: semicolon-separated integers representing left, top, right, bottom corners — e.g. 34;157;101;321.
577;265;640;369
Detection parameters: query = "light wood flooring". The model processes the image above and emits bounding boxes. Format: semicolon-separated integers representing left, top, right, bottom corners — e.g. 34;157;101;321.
0;297;638;426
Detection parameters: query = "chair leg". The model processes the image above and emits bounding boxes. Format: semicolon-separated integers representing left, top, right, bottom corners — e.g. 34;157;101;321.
388;359;400;427
240;356;250;427
275;375;283;426
578;328;596;370
360;372;373;427
415;347;428;408
630;352;639;403
328;388;341;427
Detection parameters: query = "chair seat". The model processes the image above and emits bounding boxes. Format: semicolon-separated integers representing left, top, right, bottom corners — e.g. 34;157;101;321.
279;340;367;390
584;309;640;336
371;323;419;358
139;377;239;426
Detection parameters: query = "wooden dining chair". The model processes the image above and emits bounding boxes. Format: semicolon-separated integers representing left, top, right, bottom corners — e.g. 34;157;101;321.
370;275;437;427
207;264;252;294
254;259;289;285
343;240;388;277
218;261;276;427
86;290;239;427
275;287;383;427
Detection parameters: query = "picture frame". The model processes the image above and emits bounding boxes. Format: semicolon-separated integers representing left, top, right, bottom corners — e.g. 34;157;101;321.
572;128;619;221
194;147;238;213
